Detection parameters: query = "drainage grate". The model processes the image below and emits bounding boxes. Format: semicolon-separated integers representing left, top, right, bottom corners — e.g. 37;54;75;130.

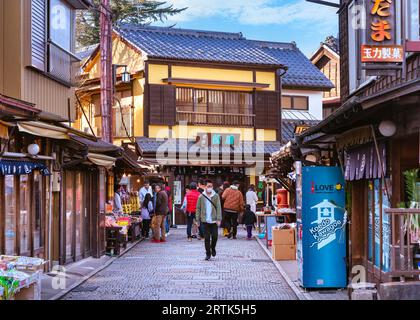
71;286;99;293
250;259;272;263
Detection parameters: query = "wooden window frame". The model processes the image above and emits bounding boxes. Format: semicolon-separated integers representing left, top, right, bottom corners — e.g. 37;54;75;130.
175;87;254;115
30;0;78;86
281;95;309;111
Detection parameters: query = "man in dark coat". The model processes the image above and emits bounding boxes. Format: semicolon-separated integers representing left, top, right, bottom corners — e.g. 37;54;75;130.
152;183;168;243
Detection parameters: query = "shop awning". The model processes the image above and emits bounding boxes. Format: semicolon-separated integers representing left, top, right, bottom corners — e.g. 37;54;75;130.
0;160;50;176
17;121;69;140
344;142;386;181
87;153;116;169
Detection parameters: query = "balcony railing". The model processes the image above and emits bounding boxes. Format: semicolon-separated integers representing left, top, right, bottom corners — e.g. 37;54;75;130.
384;208;420;281
176;109;255;127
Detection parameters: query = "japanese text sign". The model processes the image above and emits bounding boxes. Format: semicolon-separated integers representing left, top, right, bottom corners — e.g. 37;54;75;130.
361;45;404;62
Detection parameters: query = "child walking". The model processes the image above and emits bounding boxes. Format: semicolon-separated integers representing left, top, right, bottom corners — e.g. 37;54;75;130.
242;204;257;240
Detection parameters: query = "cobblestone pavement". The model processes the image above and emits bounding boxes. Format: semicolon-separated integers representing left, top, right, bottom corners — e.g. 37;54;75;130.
62;227;298;300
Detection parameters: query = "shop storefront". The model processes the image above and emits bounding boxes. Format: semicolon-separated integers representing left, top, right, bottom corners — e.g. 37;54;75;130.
136;137;279;224
0;162;49;259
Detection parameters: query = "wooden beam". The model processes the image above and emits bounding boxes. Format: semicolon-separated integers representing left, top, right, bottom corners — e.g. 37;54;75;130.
162;77;270;89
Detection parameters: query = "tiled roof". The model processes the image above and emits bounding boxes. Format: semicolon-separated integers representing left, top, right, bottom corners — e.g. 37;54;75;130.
281;119;320;144
136;137;281;156
257;41;335;89
114;24;334;90
76;44;99;60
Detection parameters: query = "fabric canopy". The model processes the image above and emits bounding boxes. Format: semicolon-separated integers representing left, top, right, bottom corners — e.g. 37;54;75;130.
17;121;69;140
0;122;9;139
87;153;116;169
344;143;386;181
0;160;50;176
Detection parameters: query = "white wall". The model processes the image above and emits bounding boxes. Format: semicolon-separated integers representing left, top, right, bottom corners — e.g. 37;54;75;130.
282;89;324;121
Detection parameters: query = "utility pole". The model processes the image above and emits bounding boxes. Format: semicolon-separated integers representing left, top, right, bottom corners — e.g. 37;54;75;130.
100;0;113;143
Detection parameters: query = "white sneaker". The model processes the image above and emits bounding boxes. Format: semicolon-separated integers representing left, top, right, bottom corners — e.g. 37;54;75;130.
165;233;169;237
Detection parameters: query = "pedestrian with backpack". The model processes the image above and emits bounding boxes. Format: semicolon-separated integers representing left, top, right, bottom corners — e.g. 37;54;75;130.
222;181;244;239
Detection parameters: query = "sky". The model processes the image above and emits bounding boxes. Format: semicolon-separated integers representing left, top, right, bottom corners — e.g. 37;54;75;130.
154;0;340;58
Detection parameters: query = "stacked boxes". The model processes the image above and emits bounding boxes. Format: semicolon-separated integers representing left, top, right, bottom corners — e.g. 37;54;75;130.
271;227;296;260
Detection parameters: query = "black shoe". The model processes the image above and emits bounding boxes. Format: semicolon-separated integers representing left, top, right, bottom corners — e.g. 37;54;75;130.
205;255;211;261
232;236;237;240
211;249;216;257
227;233;232;239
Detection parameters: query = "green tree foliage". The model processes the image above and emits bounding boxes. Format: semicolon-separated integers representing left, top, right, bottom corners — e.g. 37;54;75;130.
76;0;186;48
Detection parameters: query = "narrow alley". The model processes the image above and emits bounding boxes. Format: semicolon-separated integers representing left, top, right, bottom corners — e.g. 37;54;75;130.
62;228;298;300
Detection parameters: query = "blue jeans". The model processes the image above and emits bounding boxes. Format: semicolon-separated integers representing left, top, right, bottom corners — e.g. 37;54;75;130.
165;215;170;233
186;213;195;237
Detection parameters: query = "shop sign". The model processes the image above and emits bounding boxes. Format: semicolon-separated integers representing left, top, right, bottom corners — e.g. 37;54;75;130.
361;44;403;63
0;160;50;176
294;124;311;135
196;133;240;147
362;0;404;70
173;181;182;205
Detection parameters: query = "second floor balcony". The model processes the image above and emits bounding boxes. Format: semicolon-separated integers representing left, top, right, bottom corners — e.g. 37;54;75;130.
175;88;255;127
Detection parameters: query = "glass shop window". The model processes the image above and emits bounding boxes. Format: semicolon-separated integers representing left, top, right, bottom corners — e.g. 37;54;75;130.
19;175;31;255
367;179;391;272
33;172;44;251
5;176;17;255
65;172;74;260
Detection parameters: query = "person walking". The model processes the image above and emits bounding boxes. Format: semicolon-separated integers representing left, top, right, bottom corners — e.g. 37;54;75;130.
164;182;172;236
219;181;230;237
141;193;153;238
183;182;201;242
152;183;168;243
242;204;257;240
246;185;259;215
196;179;206;240
222;181;244;239
196;180;222;261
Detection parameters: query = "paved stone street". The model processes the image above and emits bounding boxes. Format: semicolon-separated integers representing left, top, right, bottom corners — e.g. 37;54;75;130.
62;227;297;300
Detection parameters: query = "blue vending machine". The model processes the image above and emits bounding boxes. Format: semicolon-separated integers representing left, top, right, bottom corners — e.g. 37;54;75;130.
296;165;347;289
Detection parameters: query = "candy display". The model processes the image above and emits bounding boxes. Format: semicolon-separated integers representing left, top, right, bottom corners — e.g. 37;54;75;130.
0;256;45;300
120;191;140;214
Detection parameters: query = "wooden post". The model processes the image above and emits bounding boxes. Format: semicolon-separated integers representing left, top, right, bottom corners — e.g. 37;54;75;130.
100;0;113;143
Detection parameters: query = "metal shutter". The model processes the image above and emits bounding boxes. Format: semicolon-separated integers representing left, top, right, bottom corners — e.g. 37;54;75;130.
31;0;47;71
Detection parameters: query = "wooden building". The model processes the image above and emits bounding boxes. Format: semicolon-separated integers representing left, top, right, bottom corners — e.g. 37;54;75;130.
75;25;332;222
310;36;341;118
293;0;420;298
0;0;131;269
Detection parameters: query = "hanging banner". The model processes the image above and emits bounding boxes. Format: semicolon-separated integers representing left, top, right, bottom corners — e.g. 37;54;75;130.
297;166;347;288
0;160;50;176
362;0;404;70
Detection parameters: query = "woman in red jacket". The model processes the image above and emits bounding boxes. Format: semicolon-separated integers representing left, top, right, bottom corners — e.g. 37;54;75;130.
183;182;201;242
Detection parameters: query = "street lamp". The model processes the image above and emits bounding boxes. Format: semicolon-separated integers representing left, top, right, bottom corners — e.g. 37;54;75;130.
112;64;131;86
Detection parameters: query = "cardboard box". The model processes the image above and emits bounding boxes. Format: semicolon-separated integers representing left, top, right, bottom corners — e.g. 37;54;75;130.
272;228;295;245
272;244;296;261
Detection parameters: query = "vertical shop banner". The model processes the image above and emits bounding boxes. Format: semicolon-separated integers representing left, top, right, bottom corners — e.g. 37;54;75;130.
298;167;347;288
173;181;182;205
361;0;404;69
